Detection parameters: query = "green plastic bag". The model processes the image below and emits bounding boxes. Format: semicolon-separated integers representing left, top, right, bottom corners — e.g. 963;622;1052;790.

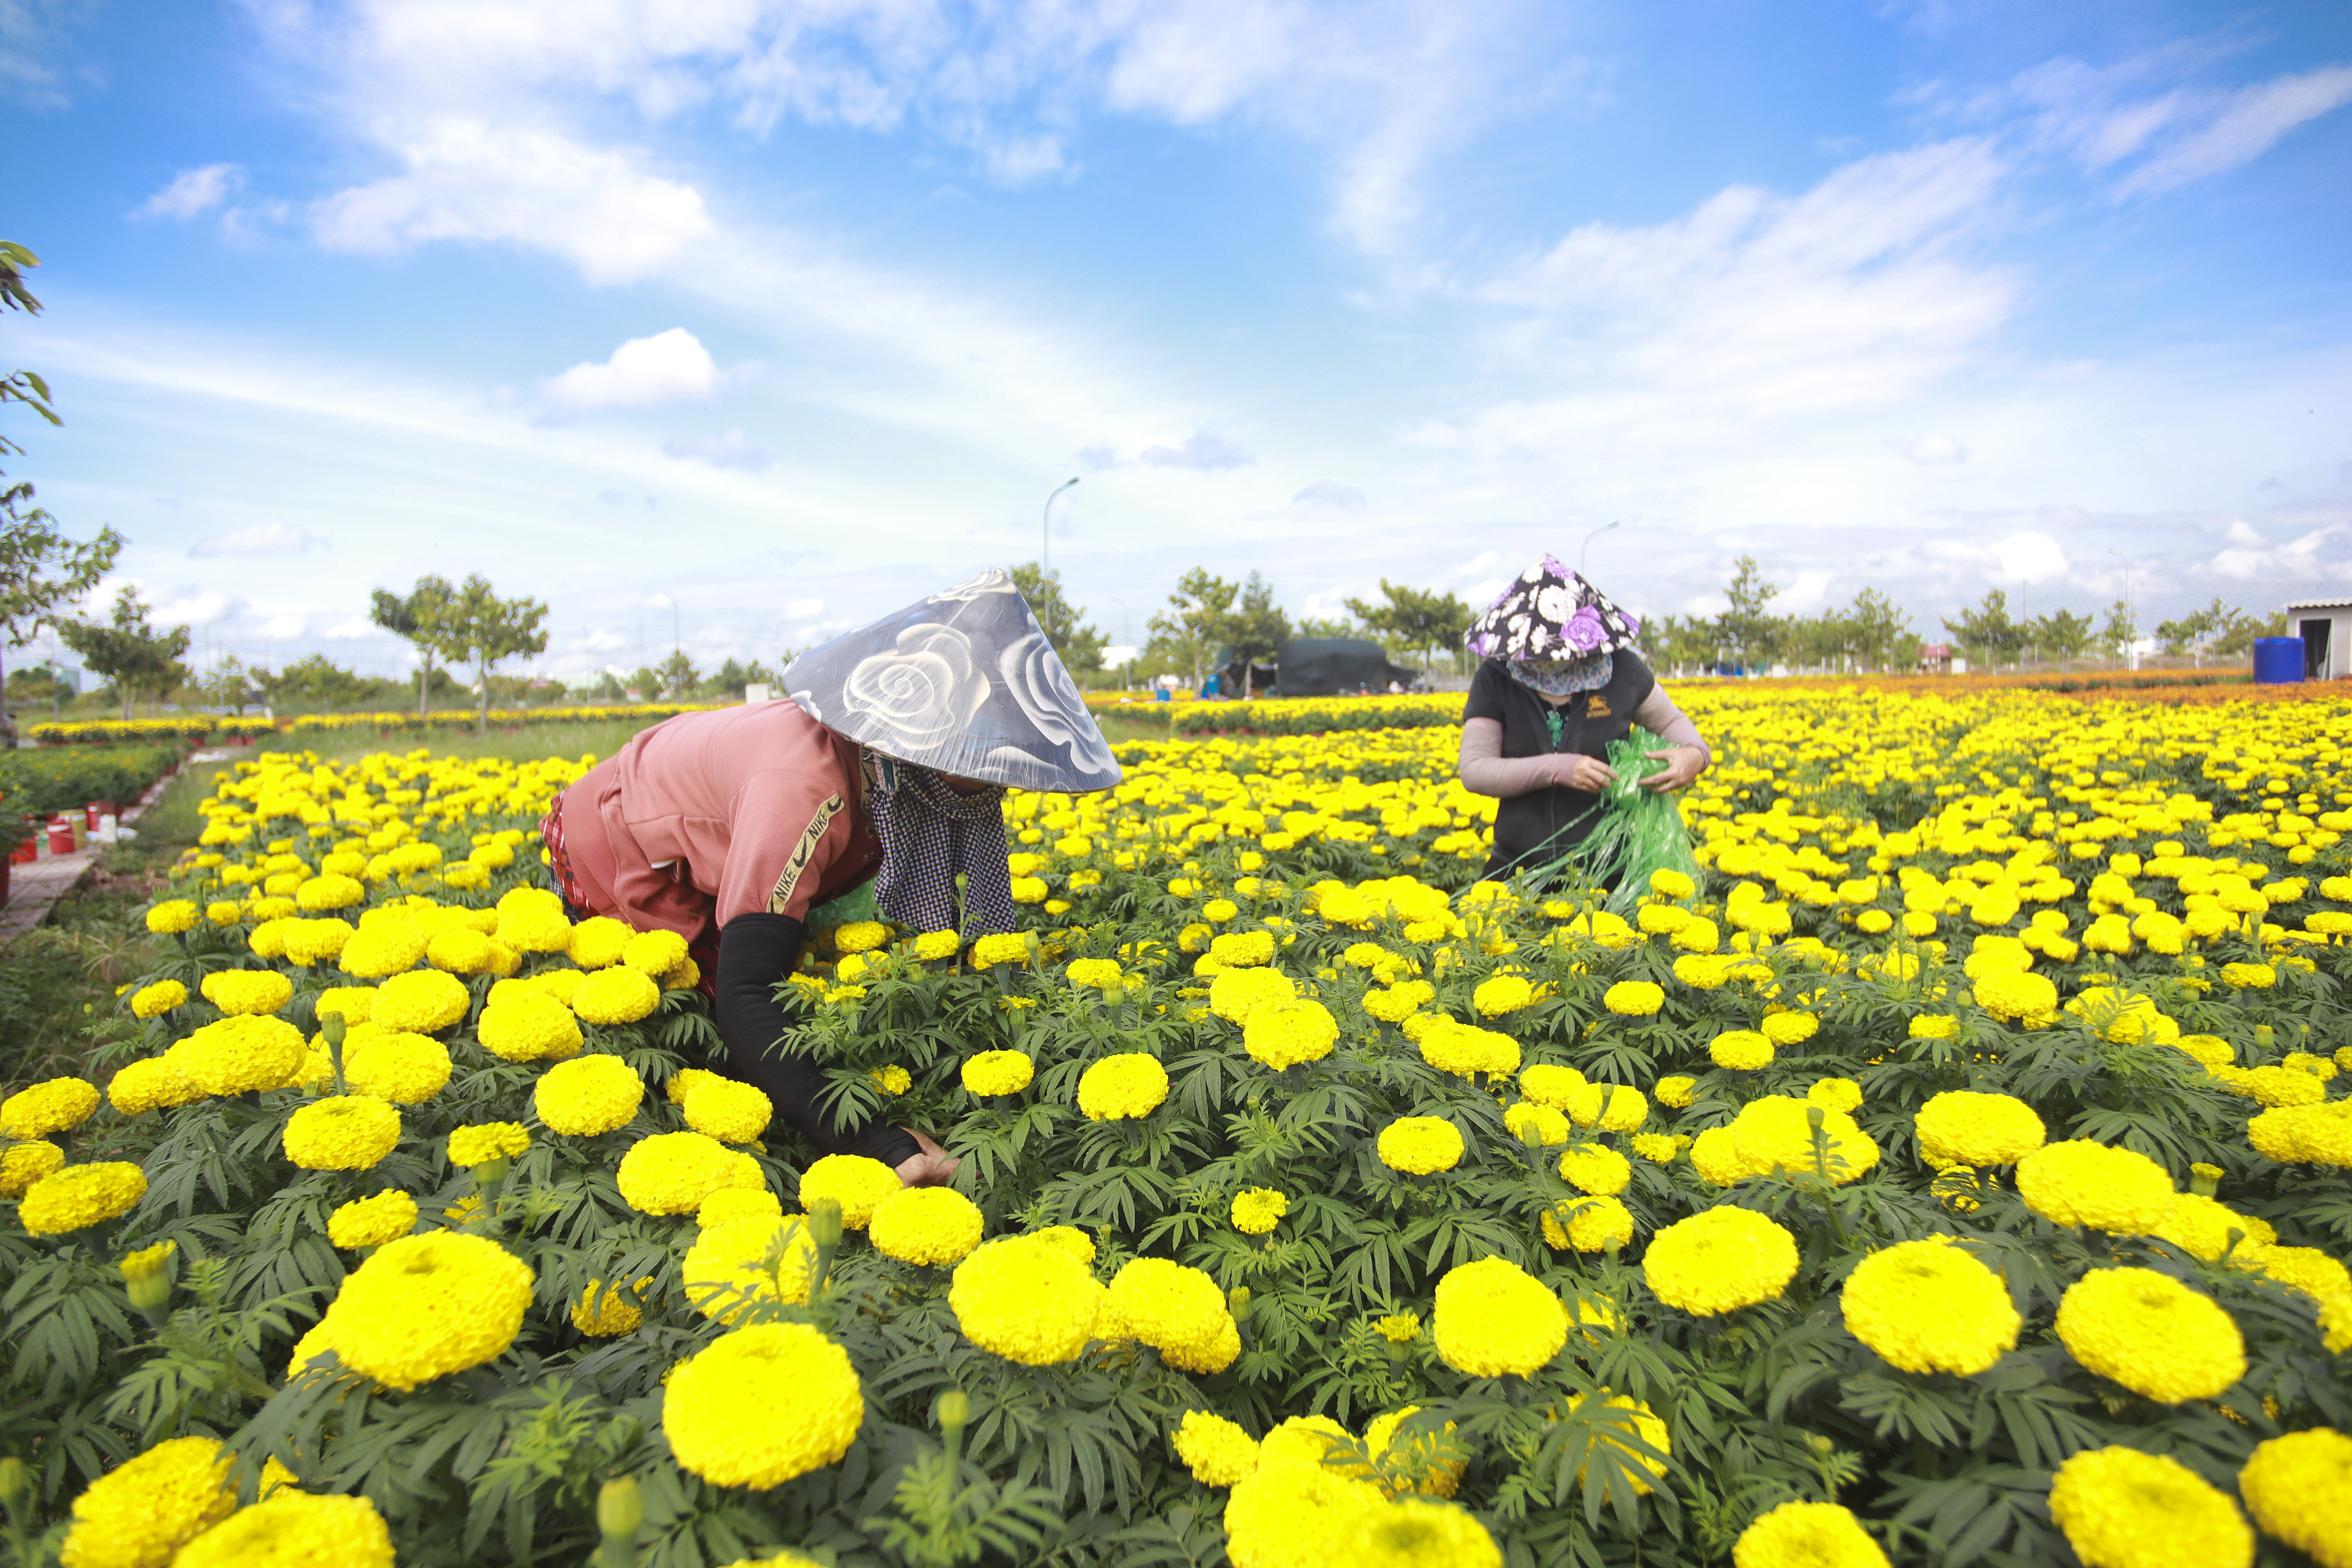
1520;728;1704;911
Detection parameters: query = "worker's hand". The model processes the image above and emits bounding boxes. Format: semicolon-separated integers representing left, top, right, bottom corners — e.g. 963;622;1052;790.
1639;746;1707;792
894;1127;960;1187
1552;753;1617;792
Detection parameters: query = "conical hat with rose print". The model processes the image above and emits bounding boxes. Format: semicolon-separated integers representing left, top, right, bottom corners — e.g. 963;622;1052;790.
781;570;1122;792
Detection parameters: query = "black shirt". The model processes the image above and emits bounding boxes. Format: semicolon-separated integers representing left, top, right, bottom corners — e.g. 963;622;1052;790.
1464;652;1657;879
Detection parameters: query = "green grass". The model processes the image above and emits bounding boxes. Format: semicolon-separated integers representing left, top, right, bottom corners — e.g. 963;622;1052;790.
258;718;655;766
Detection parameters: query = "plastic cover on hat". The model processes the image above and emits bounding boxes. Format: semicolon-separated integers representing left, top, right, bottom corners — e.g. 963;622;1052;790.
781;569;1122;793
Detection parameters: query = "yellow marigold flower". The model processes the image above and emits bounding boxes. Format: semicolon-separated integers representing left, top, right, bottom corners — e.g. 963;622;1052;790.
1575;1392;1670;1496
168;1015;305;1095
1419;1019;1521;1079
2152;1194;2273;1261
2237;1427;2352;1568
869;1185;985;1266
1566;1082;1648;1132
1243;997;1338;1069
1729;1096;1879;1183
622;928;690;976
684;1214;818;1322
1105;1258;1239;1372
1363;1406;1465;1499
341;1030;451;1104
1078;1053;1170;1120
1730;1501;1889;1568
197;968;292;1016
1432;1256;1565;1377
961;1049;1034;1095
369;967;470;1034
1377;1116;1465;1174
1375;1312;1421;1344
2056;1266;2244;1403
1632;1132;1680;1163
698;1187;783;1228
664;1322;866;1489
2219;962;2274;989
492;903;572;957
1644;1205;1800;1316
1806;1077;1862;1114
1362;981;1433;1023
1653;1074;1697;1108
1971;969;2058;1021
572;965;661;1024
2016;1140;2177;1233
1;1076;101;1138
1839;1236;2018;1376
325;1231;533;1390
1172;1408;1259;1486
58;1434;236;1568
118;1239;175;1283
618;1131;764;1216
1760;1012;1817;1045
1518;1063;1586;1107
129;980;187;1019
283;1095;401;1171
20;1160;147;1234
2324;1292;2352;1355
830;918;888;954
337;922;426;979
1710;1029;1773;1071
1210;930;1275;967
1224;1453;1386;1568
1346;1497;1501;1566
477;991;583;1062
145;899;201;935
1209;965;1297;1024
2235;1242;2352;1303
424;927;497;975
1503;1100;1570;1145
314;985;372;1024
682;1075;773;1142
1602;980;1664;1016
1067;956;1123;989
1472;974;1534;1016
969;932;1029;969
1543;1194;1635;1252
174;1487;396;1567
570;1277;649;1337
950;1233;1106;1365
106;1057;203;1116
2049;1446;2252;1568
1231;1187;1289;1235
447;1122;530;1167
327;1190;418;1249
293;872;365;914
566;916;632;968
1649;868;1696;900
1915;1090;2045;1167
1558;1143;1632;1196
534;1054;645;1136
2247;1100;2352;1165
1;1138;66;1196
798;1153;902;1227
909;930;960;960
1908;1014;1960;1040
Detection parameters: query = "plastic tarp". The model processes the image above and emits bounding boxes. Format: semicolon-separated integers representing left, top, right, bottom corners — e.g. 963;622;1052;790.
1266;638;1420;697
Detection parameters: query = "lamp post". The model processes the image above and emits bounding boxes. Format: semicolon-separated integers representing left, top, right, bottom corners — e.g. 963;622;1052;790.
2107;550;2135;671
1042;477;1079;641
1579;521;1619;575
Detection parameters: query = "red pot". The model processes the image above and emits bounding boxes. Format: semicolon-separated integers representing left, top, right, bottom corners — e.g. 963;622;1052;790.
85;800;120;830
46;817;78;855
8;841;33;866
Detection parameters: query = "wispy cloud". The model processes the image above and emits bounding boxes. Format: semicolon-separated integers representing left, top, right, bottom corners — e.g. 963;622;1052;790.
137;163;244;219
664;428;772;470
189;521;321;557
1139;424;1252;471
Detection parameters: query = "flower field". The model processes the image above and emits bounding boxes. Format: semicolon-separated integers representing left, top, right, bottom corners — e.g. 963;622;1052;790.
3;686;2351;1568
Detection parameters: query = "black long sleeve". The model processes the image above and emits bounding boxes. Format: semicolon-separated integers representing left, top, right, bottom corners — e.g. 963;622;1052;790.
713;913;918;1167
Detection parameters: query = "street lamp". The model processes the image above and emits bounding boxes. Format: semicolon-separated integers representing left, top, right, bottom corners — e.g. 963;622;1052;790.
1579;521;1619;575
2107;550;2135;671
1042;477;1079;640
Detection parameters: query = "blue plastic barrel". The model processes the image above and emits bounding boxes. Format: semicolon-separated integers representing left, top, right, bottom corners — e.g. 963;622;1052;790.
2252;637;2305;684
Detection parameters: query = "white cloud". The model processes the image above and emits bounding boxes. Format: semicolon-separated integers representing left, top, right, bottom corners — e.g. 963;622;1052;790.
2210;522;2352;583
1140;425;1252;470
1894;434;1969;465
137;163;244;220
188;521;319;556
1438;140;2016;459
664;428;772;470
319;615;379;639
260;613;310;641
309;121;712;285
1991;531;2069;583
542;329;721;411
2008;51;2352;198
784;597;824;619
146;589;236;627
1292;480;1367;511
2115;66;2352;195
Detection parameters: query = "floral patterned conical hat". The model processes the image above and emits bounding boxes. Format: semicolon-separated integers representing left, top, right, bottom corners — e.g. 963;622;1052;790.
1464;555;1642;695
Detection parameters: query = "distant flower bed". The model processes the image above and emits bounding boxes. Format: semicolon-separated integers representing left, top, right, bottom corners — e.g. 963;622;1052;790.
27;717;224;745
1173;693;1466;736
283;703;719;733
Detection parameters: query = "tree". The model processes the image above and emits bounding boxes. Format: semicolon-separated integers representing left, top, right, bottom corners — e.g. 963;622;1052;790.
2030;608;2096;664
1343;580;1472;675
2220;608;2289;657
1007;562;1106;673
2156;597;2270;664
428;574;550;732
1;240;124;739
371;576;457;717
1943;590;2026;669
2099;599;2138;664
58;586;192;719
197;655;260;715
263;652;385;713
1218;571;1291;697
1145;568;1238;689
1846;589;1912;672
656;650;701;698
1714;556;1781;669
1292;615;1359;641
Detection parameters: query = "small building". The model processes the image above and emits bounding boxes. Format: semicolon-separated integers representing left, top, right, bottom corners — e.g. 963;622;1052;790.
2286;596;2352;680
1916;643;1968;675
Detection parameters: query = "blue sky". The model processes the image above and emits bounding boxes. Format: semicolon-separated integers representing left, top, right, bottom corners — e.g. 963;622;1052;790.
4;0;2349;684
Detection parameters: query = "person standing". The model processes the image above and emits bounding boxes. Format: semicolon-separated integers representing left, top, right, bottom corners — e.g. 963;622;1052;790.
1455;555;1710;885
